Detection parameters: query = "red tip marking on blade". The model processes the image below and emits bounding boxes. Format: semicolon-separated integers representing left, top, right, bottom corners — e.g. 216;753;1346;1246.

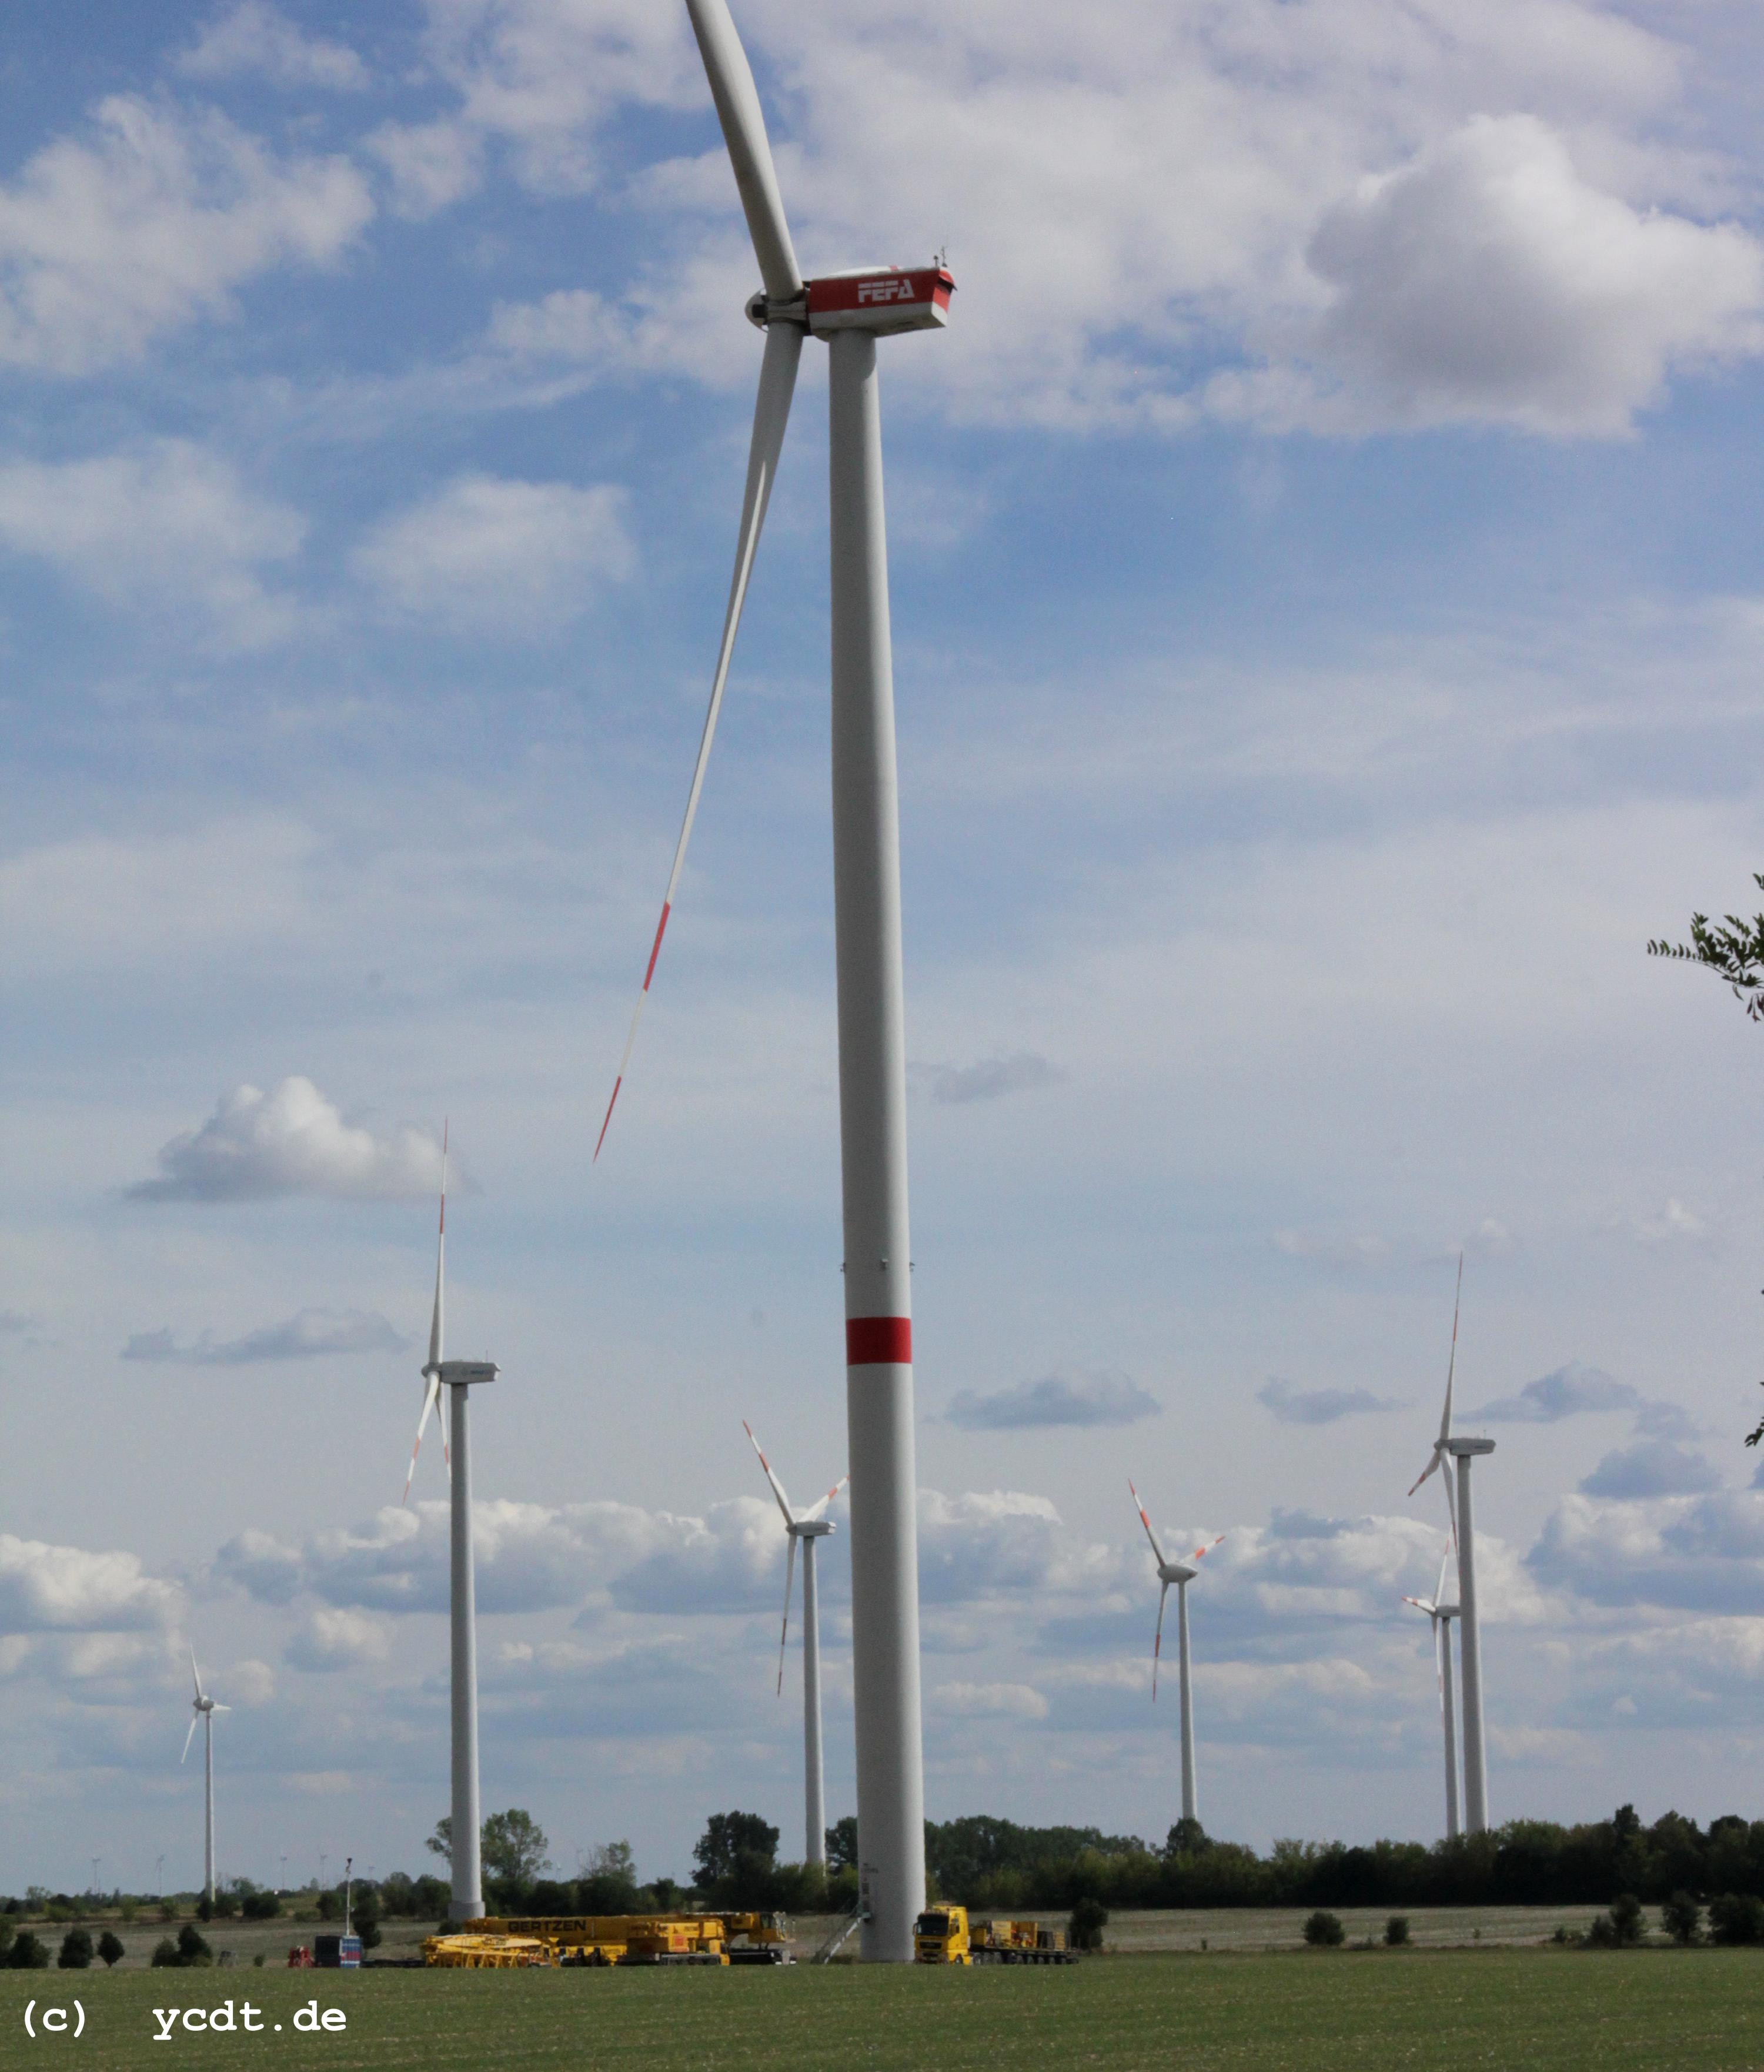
593;1077;623;1164
643;903;671;992
846;1316;912;1366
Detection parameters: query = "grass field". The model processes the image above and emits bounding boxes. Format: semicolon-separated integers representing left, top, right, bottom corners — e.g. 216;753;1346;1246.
4;1947;1762;2072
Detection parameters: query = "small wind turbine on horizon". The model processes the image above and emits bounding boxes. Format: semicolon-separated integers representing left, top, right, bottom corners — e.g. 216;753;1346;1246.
181;1649;229;1905
1408;1253;1494;1834
401;1126;497;1923
592;0;954;1960
1130;1482;1223;1830
1402;1525;1462;1842
745;1421;847;1869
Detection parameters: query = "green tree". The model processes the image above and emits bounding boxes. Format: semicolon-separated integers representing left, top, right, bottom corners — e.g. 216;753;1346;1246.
149;1938;181;1969
1068;1896;1108;1951
1384;1916;1411;1946
56;1927;93;1969
96;1931;125;1968
1303;1910;1345;1947
1649;878;1764;1022
578;1843;640;1914
693;1811;779;1893
7;1932;50;1969
481;1810;552;1886
426;1817;452;1867
1166;1819;1209;1857
1709;1892;1764;1946
175;1924;213;1967
1661;1891;1702;1946
824;1817;858;1873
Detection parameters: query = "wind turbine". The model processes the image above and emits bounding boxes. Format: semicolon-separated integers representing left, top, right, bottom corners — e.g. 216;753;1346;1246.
1129;1483;1223;1829
1402;1528;1461;1842
744;1421;847;1869
1408;1254;1493;1833
400;1129;497;1921
594;0;954;1960
181;1650;229;1905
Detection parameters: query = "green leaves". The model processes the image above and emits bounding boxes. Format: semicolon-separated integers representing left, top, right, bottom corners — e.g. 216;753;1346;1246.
1648;873;1764;1021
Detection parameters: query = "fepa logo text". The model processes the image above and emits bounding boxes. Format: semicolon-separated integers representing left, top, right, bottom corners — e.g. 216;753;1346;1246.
856;276;917;304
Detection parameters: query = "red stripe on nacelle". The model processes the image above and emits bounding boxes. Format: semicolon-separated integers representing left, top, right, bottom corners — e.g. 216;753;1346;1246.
846;1316;912;1366
643;902;671;992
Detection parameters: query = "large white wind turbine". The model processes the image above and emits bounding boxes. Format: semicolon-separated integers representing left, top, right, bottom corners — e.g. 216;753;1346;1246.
745;1422;847;1869
181;1649;229;1905
1408;1254;1493;1833
594;0;954;1960
401;1131;497;1921
1130;1483;1223;1829
1402;1529;1461;1843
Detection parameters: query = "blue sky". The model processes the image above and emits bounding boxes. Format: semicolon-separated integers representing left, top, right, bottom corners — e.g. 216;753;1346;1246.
5;0;1764;1895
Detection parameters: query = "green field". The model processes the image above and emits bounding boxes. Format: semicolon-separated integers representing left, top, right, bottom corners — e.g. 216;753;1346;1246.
4;1949;1762;2072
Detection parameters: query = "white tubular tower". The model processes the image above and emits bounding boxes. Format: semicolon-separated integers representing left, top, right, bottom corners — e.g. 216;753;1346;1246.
1175;1581;1197;1825
801;1531;827;1867
1449;1438;1494;1834
446;1369;485;1920
1440;1609;1461;1843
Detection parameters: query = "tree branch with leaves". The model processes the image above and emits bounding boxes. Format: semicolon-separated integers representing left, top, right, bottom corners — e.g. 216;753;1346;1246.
1648;875;1764;1021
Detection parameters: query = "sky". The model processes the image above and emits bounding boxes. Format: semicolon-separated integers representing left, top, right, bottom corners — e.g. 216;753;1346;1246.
4;0;1764;1897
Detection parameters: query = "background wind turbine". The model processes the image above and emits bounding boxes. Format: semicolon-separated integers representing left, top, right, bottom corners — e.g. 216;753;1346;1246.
1408;1254;1494;1833
1402;1529;1461;1842
745;1422;847;1869
595;0;954;1960
181;1649;229;1904
400;1131;496;1921
1130;1482;1222;1829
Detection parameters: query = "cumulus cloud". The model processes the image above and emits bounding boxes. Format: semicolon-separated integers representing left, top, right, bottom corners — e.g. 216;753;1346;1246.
0;440;305;650
285;1608;392;1672
1478;1362;1641;1423
917;1490;1118;1606
930;1680;1048;1722
1579;1440;1722;1500
1530;1486;1764;1612
1257;1376;1403;1426
916;1053;1067;1106
946;1369;1160;1431
353;474;634;631
127;1078;446;1202
1271;1230;1388;1268
1623;1198;1713;1245
0;95;371;372
1305;115;1763;435
178;2;368;91
0;1536;179;1633
122;1308;406;1365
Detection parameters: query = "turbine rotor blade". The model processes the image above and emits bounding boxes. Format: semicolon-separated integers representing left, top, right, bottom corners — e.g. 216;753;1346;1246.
801;1474;848;1523
1128;1479;1167;1568
190;1647;204;1703
1438;1251;1463;1446
776;1533;797;1697
1407;1449;1442;1499
211;1705;230;1715
427;1120;447;1373
181;1713;199;1764
403;1373;442;1505
682;0;802;303
1190;1534;1225;1564
744;1419;796;1524
1152;1580;1170;1700
594;321;803;1161
1433;1535;1453;1607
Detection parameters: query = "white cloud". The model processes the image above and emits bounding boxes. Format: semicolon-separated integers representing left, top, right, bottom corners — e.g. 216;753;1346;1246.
918;1489;1120;1605
1257;1377;1404;1426
0;440;305;650
353;474;635;631
946;1369;1160;1432
1271;1230;1389;1268
914;1052;1067;1106
368;119;484;219
1579;1439;1722;1500
178;2;369;91
285;1608;392;1672
1624;1198;1713;1245
1478;1361;1640;1423
1302;115;1762;434
0;95;372;372
122;1308;406;1365
0;1536;179;1634
127;1077;446;1203
930;1680;1048;1722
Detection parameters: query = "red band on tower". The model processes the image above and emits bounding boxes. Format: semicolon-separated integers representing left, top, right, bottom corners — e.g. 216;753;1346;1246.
846;1316;912;1366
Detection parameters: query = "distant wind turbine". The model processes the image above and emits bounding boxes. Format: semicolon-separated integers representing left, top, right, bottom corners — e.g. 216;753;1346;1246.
1402;1527;1462;1842
1408;1254;1494;1833
181;1649;229;1904
745;1421;847;1867
1130;1482;1223;1829
401;1127;497;1921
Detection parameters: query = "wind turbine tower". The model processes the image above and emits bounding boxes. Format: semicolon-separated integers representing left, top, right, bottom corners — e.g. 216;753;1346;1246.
181;1650;229;1905
745;1422;847;1867
594;0;954;1959
1402;1534;1461;1842
402;1129;499;1921
1408;1256;1494;1833
1130;1483;1223;1827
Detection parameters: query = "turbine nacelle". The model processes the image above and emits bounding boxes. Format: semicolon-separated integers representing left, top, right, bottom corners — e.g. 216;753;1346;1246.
746;265;954;337
1157;1560;1199;1586
789;1517;836;1541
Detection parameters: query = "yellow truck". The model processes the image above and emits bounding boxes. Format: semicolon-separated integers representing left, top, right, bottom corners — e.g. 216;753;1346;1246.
430;1912;793;1969
914;1907;1075;1965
